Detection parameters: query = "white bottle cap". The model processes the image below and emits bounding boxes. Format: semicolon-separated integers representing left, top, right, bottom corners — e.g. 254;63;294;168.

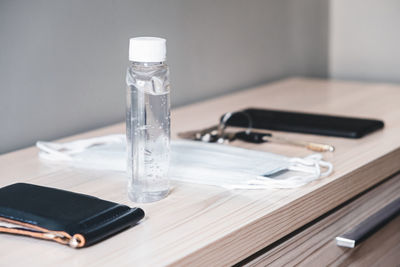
129;37;166;62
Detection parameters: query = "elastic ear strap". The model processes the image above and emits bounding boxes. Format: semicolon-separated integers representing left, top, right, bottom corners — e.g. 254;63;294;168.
59;135;125;153
222;154;334;189
317;159;333;177
36;134;126;161
36;142;73;161
247;154;334;189
288;154;333;177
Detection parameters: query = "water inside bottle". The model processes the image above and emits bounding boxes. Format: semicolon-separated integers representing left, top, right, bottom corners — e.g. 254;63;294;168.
126;65;170;203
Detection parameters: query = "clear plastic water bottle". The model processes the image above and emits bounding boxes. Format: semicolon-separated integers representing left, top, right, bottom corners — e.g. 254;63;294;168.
126;37;170;203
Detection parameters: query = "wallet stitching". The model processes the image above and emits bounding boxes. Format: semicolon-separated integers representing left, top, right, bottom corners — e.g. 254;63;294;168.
0;213;38;226
78;208;129;232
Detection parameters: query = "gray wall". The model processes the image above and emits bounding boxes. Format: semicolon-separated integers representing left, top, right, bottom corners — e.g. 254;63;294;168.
329;0;400;83
0;0;329;154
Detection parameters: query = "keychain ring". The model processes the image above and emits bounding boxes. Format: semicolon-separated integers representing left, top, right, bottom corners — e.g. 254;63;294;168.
218;111;253;140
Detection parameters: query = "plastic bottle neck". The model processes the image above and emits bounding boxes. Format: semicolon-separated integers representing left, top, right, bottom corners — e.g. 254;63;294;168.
131;61;165;67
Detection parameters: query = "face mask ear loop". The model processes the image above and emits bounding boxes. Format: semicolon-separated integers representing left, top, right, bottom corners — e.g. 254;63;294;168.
55;135;125;154
233;154;330;189
304;154;333;177
287;156;322;183
288;154;333;178
288;157;321;176
36;142;73;161
303;153;333;177
252;155;334;189
37;135;126;160
318;160;333;177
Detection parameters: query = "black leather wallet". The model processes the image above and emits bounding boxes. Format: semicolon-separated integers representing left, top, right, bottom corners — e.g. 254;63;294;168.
0;183;144;248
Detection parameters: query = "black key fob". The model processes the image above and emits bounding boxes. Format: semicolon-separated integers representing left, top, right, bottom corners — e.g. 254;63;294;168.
235;131;272;144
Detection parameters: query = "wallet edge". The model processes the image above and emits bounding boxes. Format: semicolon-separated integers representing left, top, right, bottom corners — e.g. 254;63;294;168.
0;216;85;248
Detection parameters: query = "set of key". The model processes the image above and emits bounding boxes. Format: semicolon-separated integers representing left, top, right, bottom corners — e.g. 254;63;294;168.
178;124;334;152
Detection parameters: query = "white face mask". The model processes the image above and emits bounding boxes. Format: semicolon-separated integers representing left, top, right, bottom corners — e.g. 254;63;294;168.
37;134;333;189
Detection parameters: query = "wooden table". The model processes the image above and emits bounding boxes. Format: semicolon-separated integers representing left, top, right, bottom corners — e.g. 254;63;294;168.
1;78;400;266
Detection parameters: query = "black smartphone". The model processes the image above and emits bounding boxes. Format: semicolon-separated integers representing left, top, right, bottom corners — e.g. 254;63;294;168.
224;108;384;138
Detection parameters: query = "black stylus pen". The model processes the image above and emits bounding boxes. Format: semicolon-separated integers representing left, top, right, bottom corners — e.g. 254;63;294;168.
336;197;400;248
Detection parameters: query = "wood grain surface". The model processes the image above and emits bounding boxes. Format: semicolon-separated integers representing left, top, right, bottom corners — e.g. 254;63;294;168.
0;78;400;266
244;173;400;267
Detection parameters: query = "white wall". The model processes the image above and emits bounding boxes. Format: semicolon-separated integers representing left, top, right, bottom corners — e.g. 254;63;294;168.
0;0;329;154
330;0;400;83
